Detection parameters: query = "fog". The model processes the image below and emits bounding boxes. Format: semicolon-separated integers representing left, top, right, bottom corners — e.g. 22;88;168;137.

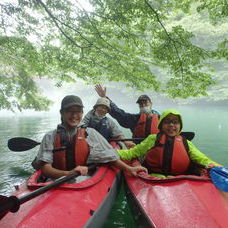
1;76;227;117
0;79;162;116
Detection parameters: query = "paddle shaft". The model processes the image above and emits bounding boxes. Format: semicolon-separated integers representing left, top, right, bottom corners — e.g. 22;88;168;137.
110;132;195;142
22;172;82;203
110;138;144;142
0;164;96;216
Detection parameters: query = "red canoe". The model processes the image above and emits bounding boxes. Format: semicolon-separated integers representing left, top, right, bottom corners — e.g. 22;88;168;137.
125;172;228;228
0;166;121;228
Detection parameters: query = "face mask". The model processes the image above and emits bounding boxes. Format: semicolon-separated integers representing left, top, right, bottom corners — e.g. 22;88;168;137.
140;106;151;114
95;111;105;119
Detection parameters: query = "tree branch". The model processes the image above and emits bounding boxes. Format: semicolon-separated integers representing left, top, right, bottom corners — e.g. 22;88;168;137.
36;0;86;49
76;1;127;56
145;0;184;84
36;0;118;60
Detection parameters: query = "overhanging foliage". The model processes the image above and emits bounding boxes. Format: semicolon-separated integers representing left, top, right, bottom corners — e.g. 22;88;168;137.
0;0;227;110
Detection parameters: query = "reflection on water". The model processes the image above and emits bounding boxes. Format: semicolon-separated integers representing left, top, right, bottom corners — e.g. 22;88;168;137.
103;184;138;228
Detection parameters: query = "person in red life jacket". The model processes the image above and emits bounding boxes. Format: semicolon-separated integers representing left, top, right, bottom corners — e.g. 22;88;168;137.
32;95;147;179
95;84;160;143
117;109;221;177
82;97;135;148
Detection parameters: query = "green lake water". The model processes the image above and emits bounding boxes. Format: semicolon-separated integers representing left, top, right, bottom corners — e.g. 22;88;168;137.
0;105;228;227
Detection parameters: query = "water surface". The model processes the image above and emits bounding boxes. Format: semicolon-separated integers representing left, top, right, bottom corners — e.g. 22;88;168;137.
0;105;227;226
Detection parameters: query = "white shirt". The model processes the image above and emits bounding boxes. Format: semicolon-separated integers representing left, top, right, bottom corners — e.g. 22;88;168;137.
33;123;119;170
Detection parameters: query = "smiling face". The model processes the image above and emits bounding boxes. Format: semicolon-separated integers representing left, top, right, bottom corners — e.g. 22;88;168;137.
61;105;83;130
161;114;181;136
95;105;109;117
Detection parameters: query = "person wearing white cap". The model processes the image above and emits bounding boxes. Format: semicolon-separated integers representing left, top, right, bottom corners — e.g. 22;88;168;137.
95;85;160;143
83;97;136;149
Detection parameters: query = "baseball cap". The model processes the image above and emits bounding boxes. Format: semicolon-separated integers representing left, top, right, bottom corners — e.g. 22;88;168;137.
61;95;84;110
93;97;110;110
136;95;151;103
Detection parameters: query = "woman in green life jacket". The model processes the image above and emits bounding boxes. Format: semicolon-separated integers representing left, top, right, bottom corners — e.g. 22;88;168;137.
117;109;221;177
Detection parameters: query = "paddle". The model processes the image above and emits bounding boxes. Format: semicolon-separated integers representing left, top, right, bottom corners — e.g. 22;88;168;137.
0;164;97;220
210;167;228;192
8;132;195;152
8;137;134;152
8;137;146;151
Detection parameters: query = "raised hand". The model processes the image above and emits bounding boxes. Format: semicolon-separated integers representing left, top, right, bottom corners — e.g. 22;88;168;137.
95;84;106;97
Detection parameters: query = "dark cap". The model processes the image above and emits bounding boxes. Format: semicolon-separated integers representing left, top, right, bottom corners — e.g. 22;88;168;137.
136;95;151;104
61;95;84;110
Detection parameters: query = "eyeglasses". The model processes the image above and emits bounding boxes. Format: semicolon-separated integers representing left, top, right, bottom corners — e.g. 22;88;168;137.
163;119;180;125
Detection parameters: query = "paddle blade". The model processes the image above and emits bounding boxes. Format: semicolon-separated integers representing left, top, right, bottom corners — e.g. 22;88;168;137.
0;195;9;220
0;195;20;220
8;137;40;152
210;167;228;192
180;132;195;141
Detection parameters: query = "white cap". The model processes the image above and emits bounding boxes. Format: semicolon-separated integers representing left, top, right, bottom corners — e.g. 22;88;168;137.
94;97;110;110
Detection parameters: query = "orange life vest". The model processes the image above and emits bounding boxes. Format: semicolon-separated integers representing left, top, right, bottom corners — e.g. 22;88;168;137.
133;113;159;138
144;134;191;175
53;128;90;171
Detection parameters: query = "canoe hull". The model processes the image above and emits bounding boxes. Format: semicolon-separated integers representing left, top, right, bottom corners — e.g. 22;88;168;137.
125;173;228;228
0;166;121;228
